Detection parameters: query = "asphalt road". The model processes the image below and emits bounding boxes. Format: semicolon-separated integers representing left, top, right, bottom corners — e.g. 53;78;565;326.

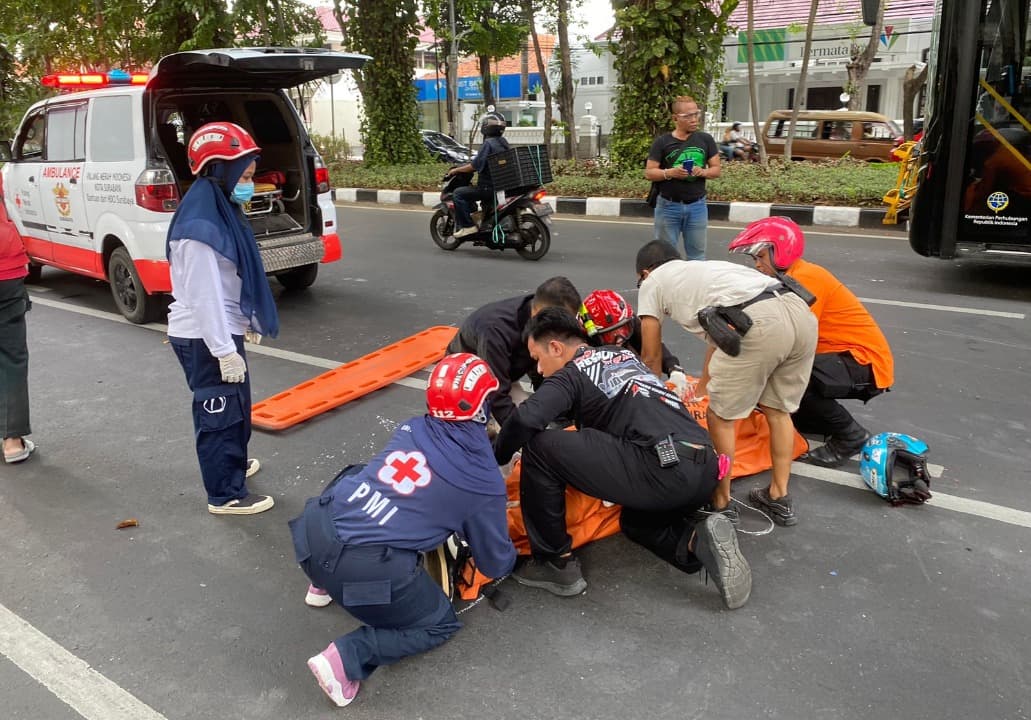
1;205;1029;720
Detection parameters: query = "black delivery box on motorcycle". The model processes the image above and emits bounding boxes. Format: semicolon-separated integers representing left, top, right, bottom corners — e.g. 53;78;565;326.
488;145;554;191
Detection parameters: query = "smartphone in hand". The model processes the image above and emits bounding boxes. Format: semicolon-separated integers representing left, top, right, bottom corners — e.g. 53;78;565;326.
683;159;694;174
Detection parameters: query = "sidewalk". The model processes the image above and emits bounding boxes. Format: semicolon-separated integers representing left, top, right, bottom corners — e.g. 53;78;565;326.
332;188;893;229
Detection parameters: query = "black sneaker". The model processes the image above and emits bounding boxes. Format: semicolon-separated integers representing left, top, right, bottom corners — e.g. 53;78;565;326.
207;493;274;515
693;514;751;610
513;556;587;597
691;503;740;526
748;487;797;526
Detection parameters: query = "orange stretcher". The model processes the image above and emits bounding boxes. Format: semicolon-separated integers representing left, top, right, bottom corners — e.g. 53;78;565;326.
251;325;458;431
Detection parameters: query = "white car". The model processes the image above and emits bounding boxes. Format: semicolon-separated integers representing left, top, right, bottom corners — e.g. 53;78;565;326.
0;47;368;322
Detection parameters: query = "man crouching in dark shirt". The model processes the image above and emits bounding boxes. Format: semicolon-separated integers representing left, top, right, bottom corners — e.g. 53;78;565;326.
447;276;582;425
494;308;752;610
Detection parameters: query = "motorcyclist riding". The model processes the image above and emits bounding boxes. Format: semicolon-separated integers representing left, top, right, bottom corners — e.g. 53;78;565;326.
448;110;510;239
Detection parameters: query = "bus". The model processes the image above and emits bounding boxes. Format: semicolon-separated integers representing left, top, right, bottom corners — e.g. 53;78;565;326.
904;0;1031;260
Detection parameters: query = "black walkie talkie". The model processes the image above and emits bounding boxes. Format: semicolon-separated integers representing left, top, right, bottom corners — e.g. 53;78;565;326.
655;435;680;468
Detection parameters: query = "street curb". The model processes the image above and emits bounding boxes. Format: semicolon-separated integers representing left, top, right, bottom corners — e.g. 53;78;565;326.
331;188;889;228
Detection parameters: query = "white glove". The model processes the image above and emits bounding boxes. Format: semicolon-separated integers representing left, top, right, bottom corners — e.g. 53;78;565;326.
668;369;689;399
218;352;247;383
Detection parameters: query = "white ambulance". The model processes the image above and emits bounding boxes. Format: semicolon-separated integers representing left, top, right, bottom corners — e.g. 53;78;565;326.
0;47;368;322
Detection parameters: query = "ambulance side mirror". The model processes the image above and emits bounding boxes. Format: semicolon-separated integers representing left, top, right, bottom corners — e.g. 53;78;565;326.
0;141;11;163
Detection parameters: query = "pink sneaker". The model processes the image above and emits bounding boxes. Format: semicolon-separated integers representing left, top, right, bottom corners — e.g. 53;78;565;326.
304;584;333;608
307;643;359;707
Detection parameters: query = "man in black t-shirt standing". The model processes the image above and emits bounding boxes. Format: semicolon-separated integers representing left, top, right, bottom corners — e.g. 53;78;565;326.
645;96;721;260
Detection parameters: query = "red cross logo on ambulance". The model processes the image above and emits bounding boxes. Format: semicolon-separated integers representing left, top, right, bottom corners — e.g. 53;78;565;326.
377;450;431;495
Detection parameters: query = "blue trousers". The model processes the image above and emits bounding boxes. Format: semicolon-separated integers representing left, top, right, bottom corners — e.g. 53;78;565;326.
289;484;461;681
169;335;251;506
656;195;708;260
452;184;494;230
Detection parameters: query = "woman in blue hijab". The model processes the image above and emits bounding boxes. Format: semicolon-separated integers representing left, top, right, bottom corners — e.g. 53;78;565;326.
166;122;279;516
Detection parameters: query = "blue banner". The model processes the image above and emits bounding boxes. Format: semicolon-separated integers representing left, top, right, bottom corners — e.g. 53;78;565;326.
415;73;540;102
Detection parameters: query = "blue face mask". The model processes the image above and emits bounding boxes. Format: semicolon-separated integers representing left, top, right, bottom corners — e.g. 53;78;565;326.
230;182;255;205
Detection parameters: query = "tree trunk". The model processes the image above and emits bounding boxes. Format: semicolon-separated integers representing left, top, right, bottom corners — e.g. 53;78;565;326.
524;0;553;149
520;41;529;99
902;63;928;139
846;0;884;110
785;0;819;161
556;0;576;160
478;54;495;107
746;0;767;166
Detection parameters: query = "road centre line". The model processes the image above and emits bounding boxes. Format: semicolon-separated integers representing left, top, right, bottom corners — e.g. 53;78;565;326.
0;603;169;720
30;294;1031;527
790;462;1031;530
858;297;1025;319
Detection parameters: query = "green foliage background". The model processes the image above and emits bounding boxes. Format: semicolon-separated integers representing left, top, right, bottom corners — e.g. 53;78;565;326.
336;0;428;166
607;0;739;171
0;0;324;137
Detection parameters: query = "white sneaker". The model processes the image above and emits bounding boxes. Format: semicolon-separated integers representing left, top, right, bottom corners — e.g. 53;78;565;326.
305;584;333;607
245;458;260;478
453;225;478;238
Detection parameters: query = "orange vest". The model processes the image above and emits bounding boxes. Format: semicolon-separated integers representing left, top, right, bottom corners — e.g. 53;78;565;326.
788;259;894;388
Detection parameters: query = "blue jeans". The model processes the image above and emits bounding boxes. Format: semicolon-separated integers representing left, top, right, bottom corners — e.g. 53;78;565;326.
656;195;708;260
289;487;461;681
169;335;251;506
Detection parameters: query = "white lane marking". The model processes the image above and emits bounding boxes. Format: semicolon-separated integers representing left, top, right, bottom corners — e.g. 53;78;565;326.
790;462;1031;530
0;603;169;720
24;284;50;293
858;297;1025;320
30;293;1031;527
27;296;429;389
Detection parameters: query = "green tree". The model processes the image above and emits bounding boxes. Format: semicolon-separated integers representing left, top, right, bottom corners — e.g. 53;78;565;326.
607;0;738;171
334;0;427;165
0;0;326;137
425;0;526;110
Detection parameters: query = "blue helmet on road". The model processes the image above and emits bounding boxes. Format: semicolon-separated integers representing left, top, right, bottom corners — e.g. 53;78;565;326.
859;432;932;505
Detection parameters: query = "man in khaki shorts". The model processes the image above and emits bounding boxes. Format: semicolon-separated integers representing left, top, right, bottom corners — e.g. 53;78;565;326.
634;240;817;525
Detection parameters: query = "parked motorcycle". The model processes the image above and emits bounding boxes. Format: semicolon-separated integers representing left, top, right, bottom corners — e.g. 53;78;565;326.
430;171;553;261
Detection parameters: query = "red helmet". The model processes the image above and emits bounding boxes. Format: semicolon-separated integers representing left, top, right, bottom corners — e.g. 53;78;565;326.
187;122;260;175
426;353;500;422
728;216;805;270
582;289;635;346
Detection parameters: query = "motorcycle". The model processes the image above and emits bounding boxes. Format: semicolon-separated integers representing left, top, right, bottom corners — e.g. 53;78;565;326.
430;171;553;261
719;141;761;162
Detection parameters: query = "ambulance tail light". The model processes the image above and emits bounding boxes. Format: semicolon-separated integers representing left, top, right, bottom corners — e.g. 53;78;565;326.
314;156;331;194
134;169;180;212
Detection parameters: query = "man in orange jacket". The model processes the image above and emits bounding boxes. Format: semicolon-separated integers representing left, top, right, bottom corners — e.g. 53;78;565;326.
729;217;894;467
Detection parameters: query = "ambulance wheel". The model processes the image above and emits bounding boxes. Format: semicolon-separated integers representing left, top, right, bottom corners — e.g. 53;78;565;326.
108;246;158;324
26;262;43;283
276;263;318;290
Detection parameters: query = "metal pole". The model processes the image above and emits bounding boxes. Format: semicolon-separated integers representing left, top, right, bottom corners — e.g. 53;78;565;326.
330;74;336;137
448;0;458;137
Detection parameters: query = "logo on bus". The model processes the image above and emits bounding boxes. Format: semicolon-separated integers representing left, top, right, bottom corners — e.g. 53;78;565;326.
987;191;1009;214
